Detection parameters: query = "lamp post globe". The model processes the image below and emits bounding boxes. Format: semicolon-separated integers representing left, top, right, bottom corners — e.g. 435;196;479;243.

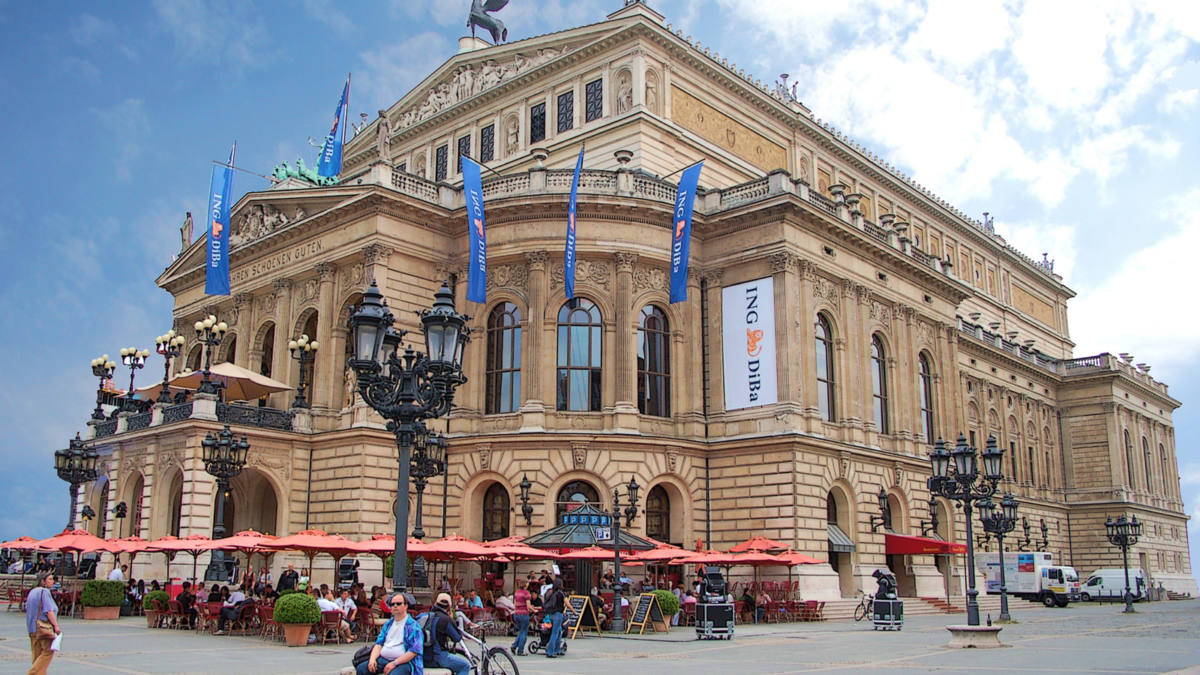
1105;514;1142;613
349;280;470;592
155;331;185;404
928;434;1004;627
288;334;320;409
120;347;150;413
201;424;249;581
193;315;228;396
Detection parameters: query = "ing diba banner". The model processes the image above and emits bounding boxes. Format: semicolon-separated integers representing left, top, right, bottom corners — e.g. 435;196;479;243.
721;277;778;410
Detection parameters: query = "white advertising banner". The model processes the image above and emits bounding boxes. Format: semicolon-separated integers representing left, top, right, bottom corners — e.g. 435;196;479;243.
722;277;778;410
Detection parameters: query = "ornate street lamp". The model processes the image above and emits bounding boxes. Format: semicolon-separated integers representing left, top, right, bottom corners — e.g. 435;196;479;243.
349;280;470;591
869;487;891;533
155;331;186;404
1016;516;1032;551
518;474;533;526
55;433;98;529
978;493;1018;622
119;347;151;413
201;424;249;580
609;476;640;633
288;333;320;408
113;501;128;539
1039;518;1050;551
193;314;228;395
1105;514;1143;613
409;423;446;540
920;498;939;537
90;355;117;420
928;434;1004;626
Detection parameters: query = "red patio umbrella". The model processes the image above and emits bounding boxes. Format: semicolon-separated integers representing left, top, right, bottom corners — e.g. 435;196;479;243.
730;536;790;553
209;529;280;580
480;537;558;594
669;550;742;566
35;529;121;554
422;535;490;559
260;529;361;583
148;534;215;585
1;536;42;585
109;536;153;579
355;535;433;589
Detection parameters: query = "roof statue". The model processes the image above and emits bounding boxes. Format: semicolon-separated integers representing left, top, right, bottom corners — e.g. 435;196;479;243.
467;0;510;44
179;211;193;251
272;157;337;186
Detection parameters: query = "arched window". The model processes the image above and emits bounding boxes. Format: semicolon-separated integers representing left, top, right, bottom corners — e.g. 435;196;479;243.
1142;437;1153;491
1160;444;1170;497
870;335;888;433
222;336;237;365
557;298;602;411
815;315;836;422
1027;446;1036;486
918;352;935;443
482;483;510;541
1124;430;1135;487
130;475;145;538
645;485;670;543
258;324;275;408
485;302;522;414
637;305;671;417
555;480;600;523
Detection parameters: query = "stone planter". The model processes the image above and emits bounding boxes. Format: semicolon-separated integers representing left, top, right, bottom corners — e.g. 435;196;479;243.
83;605;121;620
283;623;313;647
145;611;161;628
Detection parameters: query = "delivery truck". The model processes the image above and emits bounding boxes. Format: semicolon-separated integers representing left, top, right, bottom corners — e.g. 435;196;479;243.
975;551;1080;607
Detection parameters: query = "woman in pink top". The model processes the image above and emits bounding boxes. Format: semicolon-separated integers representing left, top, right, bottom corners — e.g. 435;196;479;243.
511;584;532;656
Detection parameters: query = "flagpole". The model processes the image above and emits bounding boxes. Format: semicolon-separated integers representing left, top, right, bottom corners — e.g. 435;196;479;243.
658;160;704;183
212;161;277;183
342;73;350;149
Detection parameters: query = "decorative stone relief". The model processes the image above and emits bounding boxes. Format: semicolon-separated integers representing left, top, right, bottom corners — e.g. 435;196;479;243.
893;462;903;487
362;244;392;265
633;265;667;293
485;263;529;293
156;448;183;477
666;448;679;473
341;262;365;292
398;46;574;130
768;251;800;273
231;204;296;247
255;293;276;317
248;451;292;482
917;320;933;346
869;300;891;328
315;262;334;281
615;70;633;114
273;278;293;293
811;276;840;311
839;453;850;479
298;278;319;305
550;260;611;292
477;444;492;471
798;153;811;184
571;442;588;469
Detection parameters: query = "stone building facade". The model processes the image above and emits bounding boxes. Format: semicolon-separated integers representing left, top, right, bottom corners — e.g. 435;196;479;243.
75;3;1193;598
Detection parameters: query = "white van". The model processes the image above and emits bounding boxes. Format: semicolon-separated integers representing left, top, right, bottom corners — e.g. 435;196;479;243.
1081;568;1147;601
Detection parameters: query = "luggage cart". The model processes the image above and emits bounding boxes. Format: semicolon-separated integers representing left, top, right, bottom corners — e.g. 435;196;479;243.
696;602;735;640
872;598;903;631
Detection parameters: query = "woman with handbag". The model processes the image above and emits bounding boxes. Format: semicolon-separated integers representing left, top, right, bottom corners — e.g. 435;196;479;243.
26;571;61;674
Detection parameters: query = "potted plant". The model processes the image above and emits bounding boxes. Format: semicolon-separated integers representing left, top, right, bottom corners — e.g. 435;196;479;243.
652;589;680;631
142;589;170;628
274;591;320;647
81;580;126;620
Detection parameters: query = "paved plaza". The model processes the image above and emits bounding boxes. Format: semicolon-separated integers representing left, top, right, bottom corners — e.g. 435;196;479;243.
2;599;1199;674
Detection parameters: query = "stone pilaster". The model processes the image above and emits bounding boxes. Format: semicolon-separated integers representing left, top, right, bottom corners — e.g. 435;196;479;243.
613;252;638;430
313;262;338;413
271;278;293;409
519;251;549;431
233;293;253;369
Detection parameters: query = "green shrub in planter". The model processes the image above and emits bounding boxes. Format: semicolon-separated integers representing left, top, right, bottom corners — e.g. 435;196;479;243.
142;590;170;611
273;591;321;625
277;588;300;597
652;589;680;617
81;580;126;607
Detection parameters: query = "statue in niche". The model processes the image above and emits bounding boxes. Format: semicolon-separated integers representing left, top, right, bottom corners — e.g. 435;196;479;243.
504;117;519;156
179;212;193;250
342;366;357;409
375;110;392;161
616;71;632;114
414;155;427;178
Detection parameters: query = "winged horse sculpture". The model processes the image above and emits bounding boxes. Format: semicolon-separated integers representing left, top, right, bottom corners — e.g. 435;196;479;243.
468;0;510;44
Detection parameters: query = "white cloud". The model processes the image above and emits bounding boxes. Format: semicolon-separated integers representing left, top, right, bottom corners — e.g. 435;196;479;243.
69;13;116;46
1160;88;1199;114
1069;188;1200;377
91;98;149;182
994;220;1078;285
302;0;354;35
357;32;454;113
151;0;271;71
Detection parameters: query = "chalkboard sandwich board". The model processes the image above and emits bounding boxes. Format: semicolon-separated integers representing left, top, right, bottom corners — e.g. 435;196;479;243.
626;593;670;634
565;594;602;639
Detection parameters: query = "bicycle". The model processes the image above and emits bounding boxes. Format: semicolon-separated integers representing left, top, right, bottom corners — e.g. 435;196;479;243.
853;591;874;622
455;628;519;675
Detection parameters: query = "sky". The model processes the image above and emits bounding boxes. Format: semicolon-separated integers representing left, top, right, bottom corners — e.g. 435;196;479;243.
0;0;1196;580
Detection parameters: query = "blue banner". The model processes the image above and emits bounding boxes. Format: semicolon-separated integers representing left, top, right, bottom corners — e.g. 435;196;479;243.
317;77;349;177
669;161;703;303
564;146;584;300
204;150;235;296
463;157;488;304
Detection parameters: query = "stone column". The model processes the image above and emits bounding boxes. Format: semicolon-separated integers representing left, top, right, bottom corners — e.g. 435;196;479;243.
270;279;293;409
797;261;819;432
770;252;802;412
233;293;253;369
613;252;638;430
313;262;338;414
519;251;548;431
839;281;864;442
680;268;705;436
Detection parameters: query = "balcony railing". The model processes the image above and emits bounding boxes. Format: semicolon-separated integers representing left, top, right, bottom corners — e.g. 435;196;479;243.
126;412;153;431
216;403;294;431
94;420;117;438
162;402;193;424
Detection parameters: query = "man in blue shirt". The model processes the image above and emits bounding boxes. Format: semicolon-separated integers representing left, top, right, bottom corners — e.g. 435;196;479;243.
359;593;422;675
422;593;470;675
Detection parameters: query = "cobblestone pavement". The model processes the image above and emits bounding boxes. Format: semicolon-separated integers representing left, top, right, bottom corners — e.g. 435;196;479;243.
1;599;1197;674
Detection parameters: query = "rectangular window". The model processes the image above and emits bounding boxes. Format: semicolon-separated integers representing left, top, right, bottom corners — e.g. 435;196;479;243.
557;91;574;133
435;145;448;182
457;134;470;174
480;124;495;163
530;103;546;143
585;79;603;122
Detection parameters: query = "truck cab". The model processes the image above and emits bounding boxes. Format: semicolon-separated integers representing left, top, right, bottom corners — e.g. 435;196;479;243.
1039;565;1080;607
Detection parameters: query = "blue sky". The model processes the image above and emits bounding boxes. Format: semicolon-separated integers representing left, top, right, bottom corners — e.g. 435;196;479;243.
0;1;1197;579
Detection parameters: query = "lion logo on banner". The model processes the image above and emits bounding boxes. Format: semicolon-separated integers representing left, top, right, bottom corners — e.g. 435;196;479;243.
746;328;764;357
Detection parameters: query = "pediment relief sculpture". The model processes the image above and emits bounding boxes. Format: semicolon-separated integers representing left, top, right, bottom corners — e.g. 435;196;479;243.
231;203;310;247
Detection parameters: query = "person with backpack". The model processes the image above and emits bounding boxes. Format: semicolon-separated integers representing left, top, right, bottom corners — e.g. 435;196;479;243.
543;577;567;659
420;593;470;675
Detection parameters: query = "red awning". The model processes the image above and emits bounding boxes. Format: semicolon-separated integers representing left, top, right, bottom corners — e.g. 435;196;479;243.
884;533;966;555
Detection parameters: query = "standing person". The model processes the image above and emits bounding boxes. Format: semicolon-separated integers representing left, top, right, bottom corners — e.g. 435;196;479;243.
278;563;298;592
423;593;469;675
26;571;61;675
298;567;311;592
543;578;566;659
358;592;423;675
511;581;531;655
107;562;125;581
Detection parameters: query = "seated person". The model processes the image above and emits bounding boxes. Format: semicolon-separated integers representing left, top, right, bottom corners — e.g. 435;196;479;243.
588;589;609;630
318;590;355;643
176;582;198;628
422;593;470;675
465;590;484;609
358;593;422;675
336;588;358;622
216;585;248;634
740;588;756;622
494;592;515;614
261;583;278;603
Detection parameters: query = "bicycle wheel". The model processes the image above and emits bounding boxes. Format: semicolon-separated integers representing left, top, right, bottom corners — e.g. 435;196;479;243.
484;647;520;675
853;602;867;622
